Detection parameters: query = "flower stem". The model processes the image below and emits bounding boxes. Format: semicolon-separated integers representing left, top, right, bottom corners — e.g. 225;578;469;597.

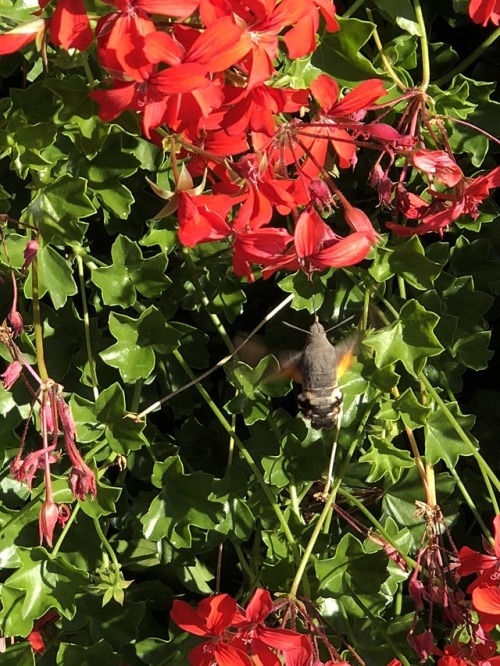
52;504;80;556
182;248;235;352
447;465;493;542
76;254;99;400
93;515;121;577
413;0;430;90
31;256;49;382
366;9;407;91
420;373;500;495
289;407;374;598
173;349;302;565
433;25;500;88
343;0;368;19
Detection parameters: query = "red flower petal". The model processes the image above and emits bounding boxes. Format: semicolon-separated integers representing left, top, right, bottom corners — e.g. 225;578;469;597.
472;585;500;617
329;79;387;116
49;0;93;51
294;209;325;258
0;19;44;55
314;232;373;268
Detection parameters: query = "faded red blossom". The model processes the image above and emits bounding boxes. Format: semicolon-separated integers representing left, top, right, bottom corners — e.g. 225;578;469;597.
57;396;97;499
22;239;39;272
1;360;23;390
410;149;463;187
11;444;59;490
8;308;24;336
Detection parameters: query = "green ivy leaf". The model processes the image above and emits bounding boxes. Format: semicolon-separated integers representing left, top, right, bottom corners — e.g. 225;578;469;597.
374;0;422;36
4;548;89;623
315;533;389;609
278;271;328;312
23;175;95;244
100;307;176;382
389;237;446;290
313;17;382;83
0;640;35;664
141;457;223;541
24;244;77;309
71;383;148;455
359;436;414;483
425;402;477;467
56;640;122;666
92;235;170;307
363;300;443;376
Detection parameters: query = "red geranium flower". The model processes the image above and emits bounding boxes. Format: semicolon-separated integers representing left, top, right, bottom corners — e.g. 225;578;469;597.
170;594;252;666
468;0;500;25
232;589;304;664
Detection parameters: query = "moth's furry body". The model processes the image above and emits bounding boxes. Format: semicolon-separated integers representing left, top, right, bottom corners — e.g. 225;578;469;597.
298;321;344;429
236;318;359;431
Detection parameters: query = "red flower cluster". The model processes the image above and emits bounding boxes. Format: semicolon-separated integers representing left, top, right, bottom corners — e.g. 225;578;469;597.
170;589;403;666
1;2;499;274
429;514;500;666
458;515;500;630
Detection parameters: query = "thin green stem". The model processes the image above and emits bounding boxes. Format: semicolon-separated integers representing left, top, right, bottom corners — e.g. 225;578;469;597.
173;349;302;564
338;486;416;569
130;379;144;414
397;275;406;301
289;484;302;521
183;249;234;352
93;516;121;576
289;407;373;597
420;373;500;496
413;0;430;90
433;26;500;88
76;254;99;400
31;256;49;382
366;9;407;91
343;0;368;19
52;504;81;556
347;586;412;666
234;542;257;583
447;465;493;543
82;57;95;86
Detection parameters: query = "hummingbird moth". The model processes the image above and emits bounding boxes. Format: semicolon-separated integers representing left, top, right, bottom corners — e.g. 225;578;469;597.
236;317;360;430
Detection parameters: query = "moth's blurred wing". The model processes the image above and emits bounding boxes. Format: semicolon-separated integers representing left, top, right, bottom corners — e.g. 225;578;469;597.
233;333;303;383
333;331;362;380
233;333;269;367
276;350;303;383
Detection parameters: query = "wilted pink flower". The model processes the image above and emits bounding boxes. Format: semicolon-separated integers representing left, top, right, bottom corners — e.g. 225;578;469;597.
22;239;38;272
11;445;59;489
1;360;23;389
8;308;24;336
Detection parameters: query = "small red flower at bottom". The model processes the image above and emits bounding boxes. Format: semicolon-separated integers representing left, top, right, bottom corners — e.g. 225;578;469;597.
170;594;251;666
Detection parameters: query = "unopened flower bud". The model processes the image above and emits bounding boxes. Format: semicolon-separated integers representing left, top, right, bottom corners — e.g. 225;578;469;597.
39;500;59;548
